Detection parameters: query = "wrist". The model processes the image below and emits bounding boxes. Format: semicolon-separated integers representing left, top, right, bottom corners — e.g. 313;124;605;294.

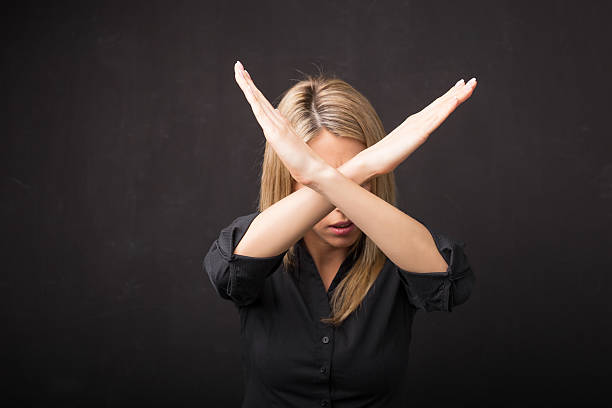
305;163;339;195
337;151;377;185
304;152;376;192
352;150;378;184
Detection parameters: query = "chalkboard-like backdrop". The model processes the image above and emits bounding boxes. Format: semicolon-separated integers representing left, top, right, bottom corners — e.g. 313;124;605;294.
2;1;610;407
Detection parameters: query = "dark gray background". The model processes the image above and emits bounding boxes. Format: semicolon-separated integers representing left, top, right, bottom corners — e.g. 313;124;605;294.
2;0;610;406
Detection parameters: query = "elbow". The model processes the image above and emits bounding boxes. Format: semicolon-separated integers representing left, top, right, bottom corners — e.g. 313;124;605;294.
450;268;476;309
203;246;232;301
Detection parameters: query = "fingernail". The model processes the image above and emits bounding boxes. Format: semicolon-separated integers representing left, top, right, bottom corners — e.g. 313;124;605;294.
455;79;464;87
467;77;476;85
237;60;243;69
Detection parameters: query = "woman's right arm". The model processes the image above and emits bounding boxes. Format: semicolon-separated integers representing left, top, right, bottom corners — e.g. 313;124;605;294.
233;154;372;258
203;155;373;307
231;61;473;258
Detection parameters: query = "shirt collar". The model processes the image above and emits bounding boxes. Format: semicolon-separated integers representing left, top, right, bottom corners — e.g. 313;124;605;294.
296;238;358;292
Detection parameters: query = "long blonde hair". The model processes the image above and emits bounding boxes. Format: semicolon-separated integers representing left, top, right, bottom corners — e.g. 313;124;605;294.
258;71;397;326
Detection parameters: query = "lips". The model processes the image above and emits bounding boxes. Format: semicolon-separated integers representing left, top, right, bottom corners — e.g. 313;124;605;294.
330;221;352;228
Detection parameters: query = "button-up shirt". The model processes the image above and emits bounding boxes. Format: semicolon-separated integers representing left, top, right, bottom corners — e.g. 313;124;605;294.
203;211;476;407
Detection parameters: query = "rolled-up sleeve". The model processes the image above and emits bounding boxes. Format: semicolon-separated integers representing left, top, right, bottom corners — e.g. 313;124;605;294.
396;230;476;312
203;211;287;307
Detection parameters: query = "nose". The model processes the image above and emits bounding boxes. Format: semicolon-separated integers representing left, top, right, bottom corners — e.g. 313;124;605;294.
334;208;348;218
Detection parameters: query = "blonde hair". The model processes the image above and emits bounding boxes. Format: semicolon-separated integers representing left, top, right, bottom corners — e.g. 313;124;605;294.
257;71;397;326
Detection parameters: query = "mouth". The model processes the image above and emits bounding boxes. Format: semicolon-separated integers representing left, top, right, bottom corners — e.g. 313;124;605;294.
330;221;352;228
328;221;355;236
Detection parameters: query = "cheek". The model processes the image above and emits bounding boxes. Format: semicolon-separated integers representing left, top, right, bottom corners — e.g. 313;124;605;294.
314;217;330;230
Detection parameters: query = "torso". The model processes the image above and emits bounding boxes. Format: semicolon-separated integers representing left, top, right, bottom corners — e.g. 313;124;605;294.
237;240;416;408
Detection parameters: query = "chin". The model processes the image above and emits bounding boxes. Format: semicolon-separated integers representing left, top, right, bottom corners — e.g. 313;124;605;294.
326;233;360;247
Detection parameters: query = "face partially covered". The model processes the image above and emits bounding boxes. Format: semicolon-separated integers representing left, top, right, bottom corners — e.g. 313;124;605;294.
292;128;371;250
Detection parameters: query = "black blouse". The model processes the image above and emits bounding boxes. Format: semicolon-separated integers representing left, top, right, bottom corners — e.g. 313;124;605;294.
203;211;476;408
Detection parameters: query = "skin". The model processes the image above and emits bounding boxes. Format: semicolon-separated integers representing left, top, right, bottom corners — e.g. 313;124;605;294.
292;129;372;290
232;60;477;291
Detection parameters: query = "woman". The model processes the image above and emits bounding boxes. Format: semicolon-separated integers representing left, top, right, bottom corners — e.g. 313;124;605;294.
203;61;477;407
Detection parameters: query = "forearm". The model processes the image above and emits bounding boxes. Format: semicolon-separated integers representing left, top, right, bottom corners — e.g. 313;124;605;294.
308;166;448;273
233;154;373;257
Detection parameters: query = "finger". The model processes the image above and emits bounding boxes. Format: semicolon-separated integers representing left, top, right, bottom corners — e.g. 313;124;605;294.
431;82;475;127
419;95;460;136
234;62;278;132
419;83;466;129
441;78;476;108
422;77;477;117
239;64;285;128
441;78;465;102
456;77;477;102
235;62;263;110
234;61;258;106
241;68;290;133
420;78;465;116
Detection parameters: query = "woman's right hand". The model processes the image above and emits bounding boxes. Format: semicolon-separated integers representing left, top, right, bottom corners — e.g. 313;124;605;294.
358;78;477;178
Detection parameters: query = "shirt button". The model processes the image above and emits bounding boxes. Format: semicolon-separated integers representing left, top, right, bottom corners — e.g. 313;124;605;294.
320;399;329;407
320;366;327;374
321;336;330;344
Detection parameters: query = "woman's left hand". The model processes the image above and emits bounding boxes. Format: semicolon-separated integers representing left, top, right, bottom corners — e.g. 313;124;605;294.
233;61;328;186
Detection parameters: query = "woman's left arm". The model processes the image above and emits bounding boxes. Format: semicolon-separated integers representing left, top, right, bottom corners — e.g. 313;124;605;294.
308;166;448;273
235;61;476;273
